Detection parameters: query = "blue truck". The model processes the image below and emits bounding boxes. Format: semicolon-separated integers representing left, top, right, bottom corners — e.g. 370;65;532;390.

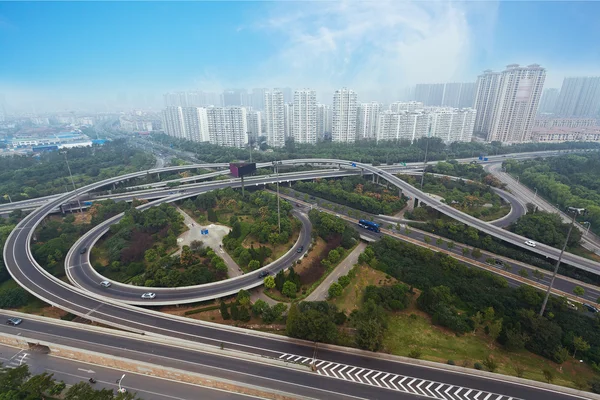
358;219;380;233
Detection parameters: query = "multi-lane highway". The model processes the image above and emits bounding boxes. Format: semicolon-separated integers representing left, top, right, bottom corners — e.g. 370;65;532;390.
3;149;598;399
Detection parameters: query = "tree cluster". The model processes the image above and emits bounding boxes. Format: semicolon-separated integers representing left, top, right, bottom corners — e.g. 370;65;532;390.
416;217;600;285
294;176;406;215
308;209;359;249
504;153;600;237
362;236;600;367
286;301;346;344
0;140;154;203
149;132;599;169
509;210;582;249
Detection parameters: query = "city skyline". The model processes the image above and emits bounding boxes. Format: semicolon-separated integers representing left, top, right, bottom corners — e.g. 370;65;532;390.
2;1;600;112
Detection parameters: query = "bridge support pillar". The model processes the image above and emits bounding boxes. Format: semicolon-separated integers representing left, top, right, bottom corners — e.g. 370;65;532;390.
406;198;415;212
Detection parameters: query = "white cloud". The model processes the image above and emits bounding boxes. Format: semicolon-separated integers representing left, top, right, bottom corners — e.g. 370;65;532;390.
244;0;498;102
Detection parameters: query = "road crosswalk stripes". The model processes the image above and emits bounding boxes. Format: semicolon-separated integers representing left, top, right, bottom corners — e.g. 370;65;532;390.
278;353;521;400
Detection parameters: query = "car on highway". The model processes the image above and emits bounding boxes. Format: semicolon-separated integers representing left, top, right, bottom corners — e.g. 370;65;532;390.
584;303;599;313
524;240;537;247
297;246;304;253
6;318;22;326
79;247;87;254
141;292;156;299
100;281;111;288
258;271;269;278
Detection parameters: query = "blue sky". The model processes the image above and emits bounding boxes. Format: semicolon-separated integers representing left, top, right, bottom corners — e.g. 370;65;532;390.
1;1;599;110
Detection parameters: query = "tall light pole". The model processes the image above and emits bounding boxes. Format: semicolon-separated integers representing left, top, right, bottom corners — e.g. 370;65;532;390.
420;135;430;190
533;187;538;201
273;161;281;234
62;151;82;213
539;207;585;317
4;194;12;203
583;221;591;236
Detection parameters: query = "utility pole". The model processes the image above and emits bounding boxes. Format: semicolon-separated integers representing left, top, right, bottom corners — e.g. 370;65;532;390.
539;207;583;317
62;151;83;213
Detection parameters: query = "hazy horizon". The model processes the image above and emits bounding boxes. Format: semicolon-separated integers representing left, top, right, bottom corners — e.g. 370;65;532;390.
2;1;600;113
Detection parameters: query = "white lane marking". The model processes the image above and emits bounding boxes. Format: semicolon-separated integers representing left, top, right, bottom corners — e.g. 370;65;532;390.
474;392;482;400
397;376;409;392
483;394;493;400
315;360;326;367
464;389;473;399
345;367;357;382
388;375;399;391
329;364;340;379
406;378;419;394
293;356;303;362
278;354;286;359
371;371;383;386
425;381;436;398
337;365;349;379
380;373;390;389
362;370;374;385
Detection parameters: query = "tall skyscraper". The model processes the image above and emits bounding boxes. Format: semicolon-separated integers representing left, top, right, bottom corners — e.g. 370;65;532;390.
293;89;317;144
246;111;262;143
264;89;285;147
182;107;209;142
486;64;546;143
316;104;332;141
283;103;294;138
554;77;600;117
162;106;209;142
356;102;382;140
162;106;186;139
538;88;560;114
473;70;502;136
414;84;445;106
332;88;358;143
206;107;247;148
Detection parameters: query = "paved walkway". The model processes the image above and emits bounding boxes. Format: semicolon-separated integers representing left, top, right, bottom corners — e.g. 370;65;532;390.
305;242;367;301
249;288;280;306
175;208;243;278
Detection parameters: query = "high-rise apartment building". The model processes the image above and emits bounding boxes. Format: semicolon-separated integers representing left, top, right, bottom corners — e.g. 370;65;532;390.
356;102;382;140
205;107;247;148
332;88;358;143
376;110;429;142
416;83;476;109
162;106;209;142
246;110;262;143
264;89;285;147
486;64;546;143
182;107;209;142
415;84;445;106
554;77;600;118
473;70;501;136
429;108;476;143
293;89;317;144
283;103;294;138
164;91;220;107
538;88;559;114
390;101;424;112
316;104;332;141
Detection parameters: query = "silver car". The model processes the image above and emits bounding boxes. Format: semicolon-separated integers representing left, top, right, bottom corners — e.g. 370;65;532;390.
141;292;156;299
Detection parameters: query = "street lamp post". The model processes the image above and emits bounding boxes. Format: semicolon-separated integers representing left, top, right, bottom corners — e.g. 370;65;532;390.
533;187;538;201
539;207;585;317
62;151;83;213
584;221;591;236
273;161;281;234
420;136;430;190
5;194;12;203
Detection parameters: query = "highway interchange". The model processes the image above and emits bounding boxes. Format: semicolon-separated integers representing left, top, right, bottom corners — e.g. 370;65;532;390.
2;149;600;399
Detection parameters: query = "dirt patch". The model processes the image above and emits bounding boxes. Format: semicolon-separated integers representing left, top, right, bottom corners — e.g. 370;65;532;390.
334;265;396;312
74;212;92;225
29;306;70;319
296;236;342;287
